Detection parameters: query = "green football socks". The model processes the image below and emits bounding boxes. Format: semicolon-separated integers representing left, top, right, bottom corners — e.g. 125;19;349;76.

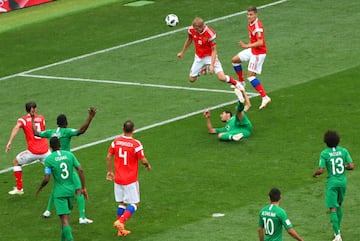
62;225;73;241
77;193;86;219
330;211;340;235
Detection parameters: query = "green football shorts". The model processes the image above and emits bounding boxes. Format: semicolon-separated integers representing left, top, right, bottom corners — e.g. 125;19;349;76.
54;196;74;215
325;186;346;208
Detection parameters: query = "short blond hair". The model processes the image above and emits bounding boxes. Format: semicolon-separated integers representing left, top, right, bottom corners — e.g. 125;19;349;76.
192;17;204;27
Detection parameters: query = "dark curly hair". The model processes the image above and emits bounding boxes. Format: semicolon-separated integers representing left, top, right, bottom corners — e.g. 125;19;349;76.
324;130;340;148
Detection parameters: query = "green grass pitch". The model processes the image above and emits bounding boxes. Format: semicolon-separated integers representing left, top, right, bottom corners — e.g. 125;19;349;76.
0;0;359;240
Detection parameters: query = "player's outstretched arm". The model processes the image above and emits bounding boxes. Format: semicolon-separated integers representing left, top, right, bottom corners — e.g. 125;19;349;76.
243;89;251;112
5;123;21;152
204;110;216;134
36;174;50;196
76;166;88;200
77;107;97;135
177;37;192;59
106;152;115;181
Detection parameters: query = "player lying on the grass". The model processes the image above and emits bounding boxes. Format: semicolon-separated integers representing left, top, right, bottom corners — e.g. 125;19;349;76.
204;86;252;141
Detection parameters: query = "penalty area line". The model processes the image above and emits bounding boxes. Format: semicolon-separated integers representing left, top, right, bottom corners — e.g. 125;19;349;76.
0;95;258;174
72;97;256;151
19;73;235;94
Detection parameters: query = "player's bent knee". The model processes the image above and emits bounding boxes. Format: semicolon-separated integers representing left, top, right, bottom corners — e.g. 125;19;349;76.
231;56;241;64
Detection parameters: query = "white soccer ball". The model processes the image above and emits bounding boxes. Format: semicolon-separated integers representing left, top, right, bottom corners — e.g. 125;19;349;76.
165;14;179;27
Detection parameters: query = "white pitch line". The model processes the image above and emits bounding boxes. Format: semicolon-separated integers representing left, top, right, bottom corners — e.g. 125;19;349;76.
0;0;284;173
20;73;235;94
71;95;257;152
0;0;287;82
0;95;258;174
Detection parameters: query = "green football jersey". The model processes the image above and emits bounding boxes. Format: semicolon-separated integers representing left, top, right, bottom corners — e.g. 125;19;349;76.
45;150;80;197
319;146;353;187
38;127;78;151
215;112;252;133
258;204;293;241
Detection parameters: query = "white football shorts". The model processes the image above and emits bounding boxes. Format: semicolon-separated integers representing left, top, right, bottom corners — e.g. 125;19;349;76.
190;55;224;77
114;181;140;204
16;149;51;165
238;48;266;74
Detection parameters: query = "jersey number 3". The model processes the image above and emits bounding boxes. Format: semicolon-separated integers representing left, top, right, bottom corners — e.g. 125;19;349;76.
60;162;70;179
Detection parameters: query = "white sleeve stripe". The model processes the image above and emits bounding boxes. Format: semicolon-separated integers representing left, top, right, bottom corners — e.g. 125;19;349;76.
135;145;143;153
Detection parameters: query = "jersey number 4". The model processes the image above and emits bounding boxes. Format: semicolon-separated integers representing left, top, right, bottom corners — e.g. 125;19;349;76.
118;148;128;166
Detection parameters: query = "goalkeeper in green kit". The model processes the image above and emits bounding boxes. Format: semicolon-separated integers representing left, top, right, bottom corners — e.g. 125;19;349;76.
32;107;96;224
313;130;354;241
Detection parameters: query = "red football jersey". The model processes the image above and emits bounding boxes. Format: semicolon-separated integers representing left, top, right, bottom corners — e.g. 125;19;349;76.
108;135;145;185
188;25;217;58
248;18;267;55
18;114;49;154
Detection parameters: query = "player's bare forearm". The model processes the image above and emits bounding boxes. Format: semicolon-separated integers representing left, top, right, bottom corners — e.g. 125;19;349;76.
242;90;252;112
258;227;264;241
141;157;151;171
177;38;192;58
77;167;87;199
36;176;50;196
346;162;354;170
5;124;21;152
106;154;113;172
287;228;304;241
312;168;324;178
240;39;263;49
106;154;114;180
78;107;97;135
204;110;215;133
210;46;217;73
205;119;216;134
